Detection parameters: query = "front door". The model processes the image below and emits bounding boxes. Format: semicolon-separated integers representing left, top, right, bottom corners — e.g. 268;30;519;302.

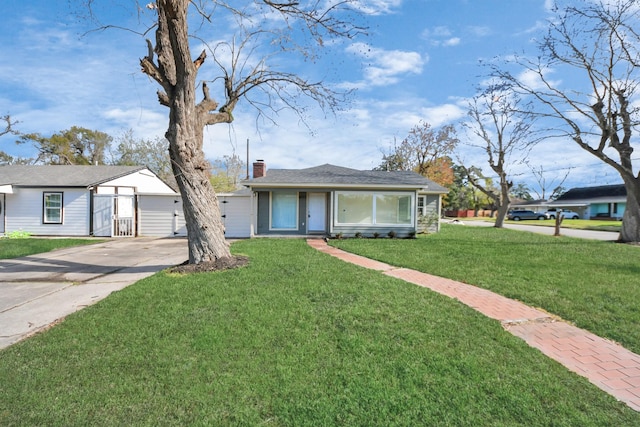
308;192;327;233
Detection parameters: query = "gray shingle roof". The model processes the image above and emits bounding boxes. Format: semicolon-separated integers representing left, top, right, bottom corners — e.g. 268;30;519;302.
0;165;146;187
246;164;448;193
556;184;626;201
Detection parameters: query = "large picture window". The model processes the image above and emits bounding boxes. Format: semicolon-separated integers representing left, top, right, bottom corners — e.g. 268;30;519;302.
43;192;63;224
335;191;413;226
271;192;298;230
337;193;373;224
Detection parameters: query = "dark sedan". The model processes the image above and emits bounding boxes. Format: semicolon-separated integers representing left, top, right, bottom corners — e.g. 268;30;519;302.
507;210;549;221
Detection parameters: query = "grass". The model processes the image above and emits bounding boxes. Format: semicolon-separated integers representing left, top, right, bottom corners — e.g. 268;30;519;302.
332;224;640;355
0;237;103;259
1;238;639;425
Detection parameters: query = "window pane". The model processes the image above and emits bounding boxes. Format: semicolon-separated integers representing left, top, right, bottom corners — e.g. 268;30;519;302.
375;194;411;225
272;192;297;229
44;193;62;223
337;193;373;224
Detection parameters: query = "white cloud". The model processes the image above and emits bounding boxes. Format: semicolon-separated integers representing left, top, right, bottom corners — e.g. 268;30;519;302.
344;42;425;87
350;0;403;15
422;26;463;47
443;37;461;47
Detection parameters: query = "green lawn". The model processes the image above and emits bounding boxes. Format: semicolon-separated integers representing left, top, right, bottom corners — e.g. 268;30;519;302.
1;238;638;425
0;237;103;259
331;224;640;355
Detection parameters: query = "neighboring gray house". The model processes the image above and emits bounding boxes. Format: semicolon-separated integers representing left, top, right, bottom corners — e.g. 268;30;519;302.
548;184;626;220
244;162;448;237
0;165;183;237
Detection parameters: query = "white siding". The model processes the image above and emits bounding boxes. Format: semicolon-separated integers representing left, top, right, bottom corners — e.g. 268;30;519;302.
5;188;89;236
101;169;175;194
219;194;252;238
138;195;186;237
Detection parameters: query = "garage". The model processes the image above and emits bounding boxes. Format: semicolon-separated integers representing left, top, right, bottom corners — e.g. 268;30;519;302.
137;190;252;238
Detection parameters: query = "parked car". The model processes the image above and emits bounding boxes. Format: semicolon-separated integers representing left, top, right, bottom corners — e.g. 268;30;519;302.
545;208;580;219
507;210;549;221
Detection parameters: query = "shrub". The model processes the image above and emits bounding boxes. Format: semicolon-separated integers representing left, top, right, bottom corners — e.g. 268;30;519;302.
388;230;396;239
3;230;32;239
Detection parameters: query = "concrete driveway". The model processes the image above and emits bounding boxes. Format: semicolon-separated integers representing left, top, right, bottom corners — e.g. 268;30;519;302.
0;237;188;350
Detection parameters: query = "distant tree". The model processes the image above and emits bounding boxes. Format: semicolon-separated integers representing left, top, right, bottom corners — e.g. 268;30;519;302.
111;130;174;183
526;161;570;201
549;186;567;201
377;122;458;186
444;165;475;211
461;81;538;227
1;115;17;137
510;183;533;201
496;0;640;242
19;126;111;165
0;115;27;165
209;154;246;193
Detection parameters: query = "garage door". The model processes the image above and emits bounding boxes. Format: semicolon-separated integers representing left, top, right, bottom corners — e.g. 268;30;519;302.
138;195;187;237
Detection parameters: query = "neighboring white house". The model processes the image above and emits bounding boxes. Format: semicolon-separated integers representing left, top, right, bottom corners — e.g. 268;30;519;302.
0;165;181;237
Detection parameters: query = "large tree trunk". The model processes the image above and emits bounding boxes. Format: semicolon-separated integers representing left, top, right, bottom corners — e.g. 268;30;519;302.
620;178;640;243
151;0;231;263
494;182;510;228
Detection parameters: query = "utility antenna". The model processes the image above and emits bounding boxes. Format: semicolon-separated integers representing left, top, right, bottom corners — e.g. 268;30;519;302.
246;138;250;180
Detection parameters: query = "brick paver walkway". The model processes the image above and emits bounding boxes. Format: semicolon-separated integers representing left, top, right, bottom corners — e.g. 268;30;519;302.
307;239;640;412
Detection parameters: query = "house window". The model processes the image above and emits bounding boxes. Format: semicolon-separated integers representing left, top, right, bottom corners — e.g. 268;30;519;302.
271;191;298;230
43;192;63;224
336;191;413;226
417;196;426;217
337;193;373;224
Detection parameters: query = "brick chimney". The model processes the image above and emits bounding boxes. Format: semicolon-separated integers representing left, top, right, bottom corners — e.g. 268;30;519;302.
253;160;266;178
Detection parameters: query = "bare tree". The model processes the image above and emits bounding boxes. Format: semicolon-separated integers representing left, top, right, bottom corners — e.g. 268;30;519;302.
461;82;537;228
87;0;363;264
526;161;570;200
1;115;18;137
497;0;640;242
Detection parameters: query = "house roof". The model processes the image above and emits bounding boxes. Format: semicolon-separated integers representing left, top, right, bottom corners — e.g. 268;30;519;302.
0;165;147;188
245;164;449;193
555;184;626;202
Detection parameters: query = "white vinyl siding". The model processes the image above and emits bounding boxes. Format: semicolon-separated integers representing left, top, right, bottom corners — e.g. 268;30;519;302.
219;194;252;238
101;169;175;194
5;188;89;236
138;195;186;237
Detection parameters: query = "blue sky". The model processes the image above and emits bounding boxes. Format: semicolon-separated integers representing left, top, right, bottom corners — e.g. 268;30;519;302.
0;0;624;193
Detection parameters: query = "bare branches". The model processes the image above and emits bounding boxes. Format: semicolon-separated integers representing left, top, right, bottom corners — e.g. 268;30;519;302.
1;115;18;138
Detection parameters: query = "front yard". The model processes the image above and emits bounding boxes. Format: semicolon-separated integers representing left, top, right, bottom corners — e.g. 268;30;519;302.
1;233;639;425
332;224;640;355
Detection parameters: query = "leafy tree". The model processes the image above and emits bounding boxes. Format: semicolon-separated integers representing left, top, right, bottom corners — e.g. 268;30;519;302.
111;130;174;183
19;126;111;165
461;82;537;227
510;183;533;201
497;0;640;242
444;165;475;210
209;154;246;193
87;0;364;264
377;122;458;186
